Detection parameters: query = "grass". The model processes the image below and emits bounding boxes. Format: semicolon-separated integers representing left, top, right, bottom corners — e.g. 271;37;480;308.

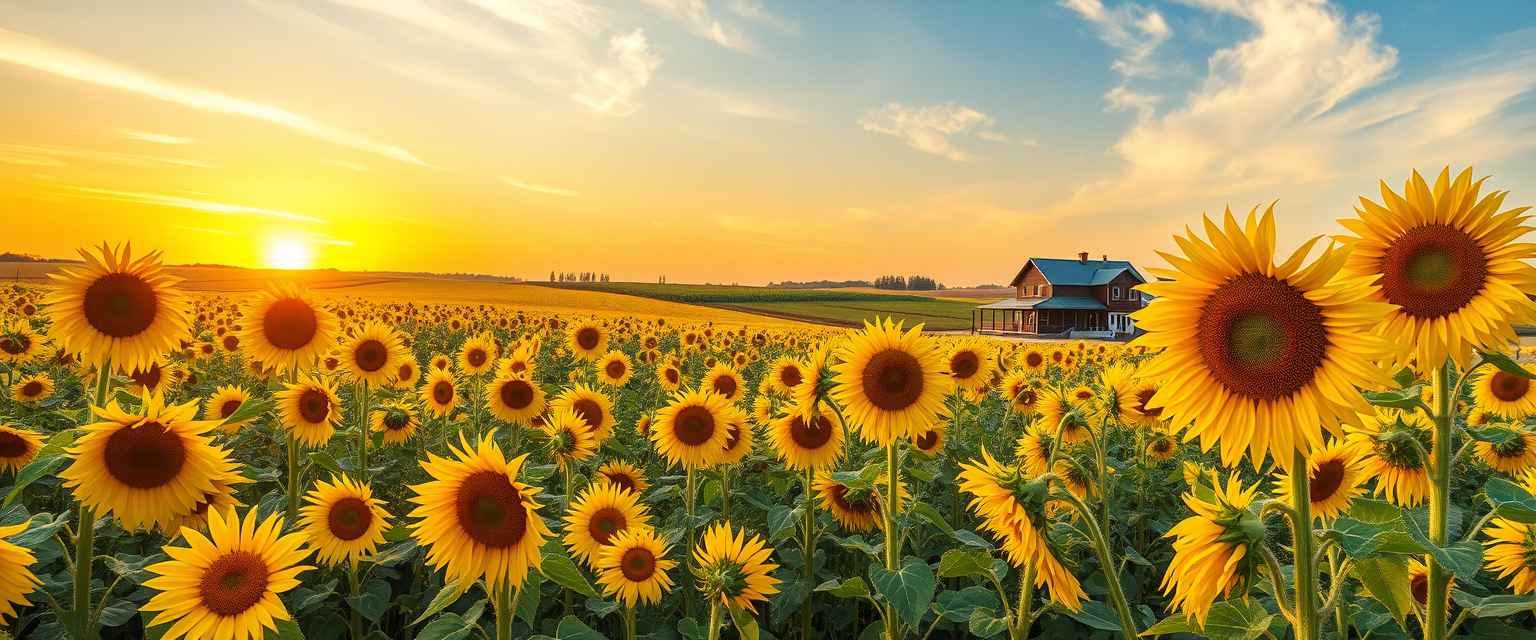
541;282;988;331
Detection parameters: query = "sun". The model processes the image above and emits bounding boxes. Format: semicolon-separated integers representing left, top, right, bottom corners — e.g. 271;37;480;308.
265;237;313;269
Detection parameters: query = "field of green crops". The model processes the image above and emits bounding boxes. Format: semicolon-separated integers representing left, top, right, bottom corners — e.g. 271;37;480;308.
540;283;987;331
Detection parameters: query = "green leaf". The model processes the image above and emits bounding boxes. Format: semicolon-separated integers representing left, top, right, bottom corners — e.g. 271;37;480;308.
1201;599;1273;640
868;556;936;629
1400;511;1482;580
412;578;466;625
935;548;994;579
416;613;475;640
1485;477;1536;524
516;571;543;625
830;469;874;491
1351;556;1413;630
1139;615;1193;637
308;451;346;478
1481;351;1536;379
1451;590;1536;617
728;603;760;640
815;577;871;599
910;501;953;534
3;429;78;506
933;587;1000;623
1363;388;1424;411
274;619;305;640
221;397;275;428
767;505;801;543
540;548;599;598
1331;499;1422;557
1064;600;1122;632
347;579;392;623
951;529;994;550
966;609;1008;638
550;615;608;640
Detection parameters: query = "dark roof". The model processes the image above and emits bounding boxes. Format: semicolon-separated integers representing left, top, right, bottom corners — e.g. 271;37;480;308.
1008;257;1145;287
975;296;1107;311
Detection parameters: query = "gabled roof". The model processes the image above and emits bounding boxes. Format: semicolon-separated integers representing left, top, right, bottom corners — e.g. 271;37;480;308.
975;296;1107;311
1008;257;1145;287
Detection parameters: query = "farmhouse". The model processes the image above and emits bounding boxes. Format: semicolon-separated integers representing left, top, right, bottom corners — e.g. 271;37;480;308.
971;252;1145;339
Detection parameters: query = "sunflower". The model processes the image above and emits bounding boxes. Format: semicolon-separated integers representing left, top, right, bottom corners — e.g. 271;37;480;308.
457;333;497;376
910;421;947;455
141;508;312;640
1035;387;1091;444
1484;473;1536;594
1133;206;1393;470
790;345;833;422
718;417;754;466
478;375;541;427
1336;167;1536;369
390;358;421;390
1096;363;1140;427
999;371;1040;414
597;351;634;387
0;425;44;473
1271;440;1365;521
1126;378;1165;429
0;521;40;620
1013;422;1057;477
1472;364;1536;419
239;284;338;374
768;357;807;395
691;522;781;614
1160;474;1265;628
420;368;461;418
127;357;180;397
275;374;343;448
1474;428;1536;474
371;402;421;445
703;364;746;403
408;434;552;594
1145;431;1177;461
948;341;995;393
1344;408;1434;506
61;394;236;531
9;372;53;404
497;345;537;379
656;362;683;392
652;389;736;469
751;394;775;426
44;243;190;372
340;322;409;387
168;475;246;533
564;481;653;567
831;319;954;446
567;321;607;361
551;383;617;443
957;448;1086;611
596;528;676;607
543;408;598;471
204;385;254;434
1407;559;1445;608
429;354;452;372
813;472;908;533
300;474;390;566
0;320;44;365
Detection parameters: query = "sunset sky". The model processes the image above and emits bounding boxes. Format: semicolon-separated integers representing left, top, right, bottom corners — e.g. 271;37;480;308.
4;1;1536;286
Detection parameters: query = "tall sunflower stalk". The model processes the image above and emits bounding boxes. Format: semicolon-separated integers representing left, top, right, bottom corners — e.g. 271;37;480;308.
69;359;113;640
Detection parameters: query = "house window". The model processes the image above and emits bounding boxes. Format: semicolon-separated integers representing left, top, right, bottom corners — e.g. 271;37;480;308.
1111;286;1122;300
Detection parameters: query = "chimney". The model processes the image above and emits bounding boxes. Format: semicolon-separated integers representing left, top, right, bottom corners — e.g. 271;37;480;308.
1078;251;1089;264
1101;254;1108;263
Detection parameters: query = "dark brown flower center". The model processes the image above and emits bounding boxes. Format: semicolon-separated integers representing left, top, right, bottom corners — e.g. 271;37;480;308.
1308;457;1346;501
0;432;30;458
298;388;331;424
1378;224;1487;318
788;414;835;450
673;405;716;446
572;398;603;429
130;364;163;390
20;381;44;397
914;430;939;450
665;368;680;385
104;421;185;489
82;272;159;338
433;380;455;405
1196;273;1327;401
262;298;318;350
949;351;980;379
222;335;239;351
605;472;637;492
1025;352;1044;368
620;546;656;582
454;471;528;548
198;551;270;616
327;496;374;541
829;484;876;515
1134;388;1161;418
862;349;924;411
606;360;628;380
779;365;803;388
353;339;388;372
712;374;738;398
588;507;626;545
467;349;487;367
219;399;242;419
575;327;601;351
0;335;27;355
723;424;743;451
1410;573;1428;606
1490;371;1531;402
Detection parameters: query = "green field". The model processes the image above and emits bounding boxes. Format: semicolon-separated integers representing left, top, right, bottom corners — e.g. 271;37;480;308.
540;282;988;330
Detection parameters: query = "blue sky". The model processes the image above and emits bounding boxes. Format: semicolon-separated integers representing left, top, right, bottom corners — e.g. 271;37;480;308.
2;1;1535;284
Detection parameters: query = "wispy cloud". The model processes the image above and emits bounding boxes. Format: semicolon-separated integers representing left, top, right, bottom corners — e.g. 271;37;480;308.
684;84;798;121
858;102;1015;161
118;129;196;145
727;0;798;35
0;27;427;166
640;0;752;52
1060;0;1172;119
1;143;214;169
572;29;662;117
502;177;581;198
172;224;239;237
53;185;328;224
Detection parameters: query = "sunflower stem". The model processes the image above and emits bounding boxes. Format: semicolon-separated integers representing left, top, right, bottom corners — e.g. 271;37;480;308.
347;561;364;640
284;368;302;523
705;601;723;640
70;359;113;640
1328;548;1346;638
1425;361;1454;640
685;466;697;621
1289;448;1320;640
1259;545;1297;624
720;467;732;520
883;441;901;640
623;605;637;640
355;382;371;473
494;582;515;640
1057;488;1137;640
800;468;816;640
1011;563;1036;640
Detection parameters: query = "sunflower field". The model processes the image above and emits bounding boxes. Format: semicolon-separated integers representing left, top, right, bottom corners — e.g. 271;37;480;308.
1;166;1536;640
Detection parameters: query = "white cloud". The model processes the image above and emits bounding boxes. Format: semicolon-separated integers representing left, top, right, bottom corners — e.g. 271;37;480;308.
858;102;1012;161
727;0;798;34
572;29;662;117
1;143;215;169
640;0;752;52
502;177;581;198
118;129;195;145
54;185;328;223
0;27;427;166
1060;0;1172;118
683;84;798;120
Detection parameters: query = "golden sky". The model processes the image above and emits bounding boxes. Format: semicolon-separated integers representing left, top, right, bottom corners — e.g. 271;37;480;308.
3;2;1535;285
